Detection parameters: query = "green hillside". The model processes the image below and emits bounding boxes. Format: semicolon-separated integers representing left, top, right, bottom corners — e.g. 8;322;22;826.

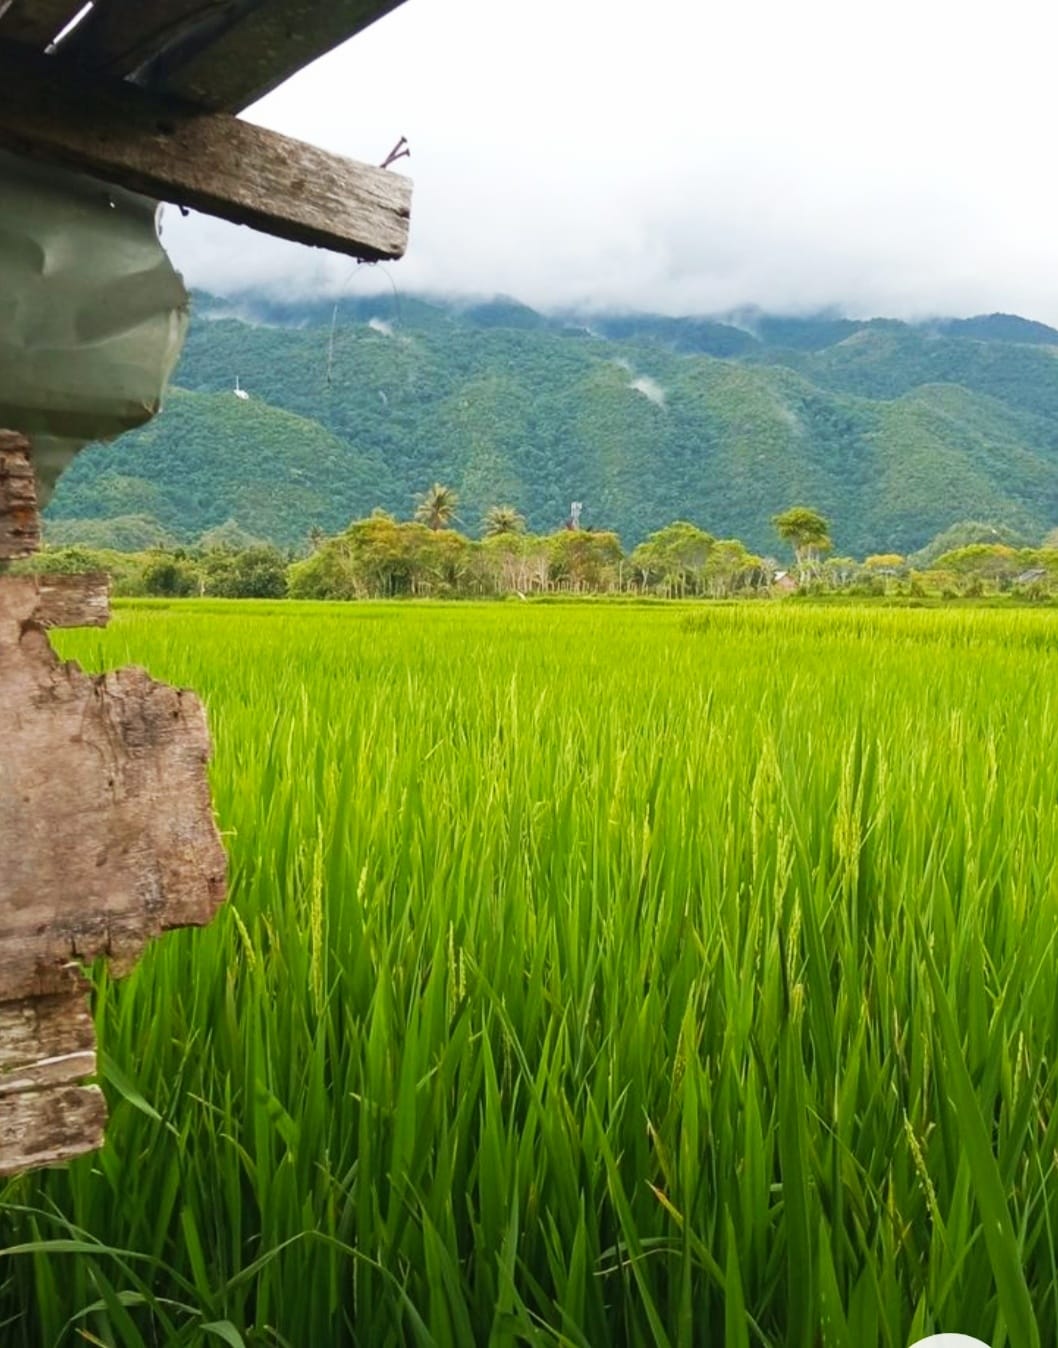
45;294;1058;555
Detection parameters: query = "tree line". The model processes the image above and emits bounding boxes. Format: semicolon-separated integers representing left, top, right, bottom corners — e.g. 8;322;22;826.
25;491;1058;602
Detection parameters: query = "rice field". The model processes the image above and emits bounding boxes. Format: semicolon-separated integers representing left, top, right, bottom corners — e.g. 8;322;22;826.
4;598;1058;1347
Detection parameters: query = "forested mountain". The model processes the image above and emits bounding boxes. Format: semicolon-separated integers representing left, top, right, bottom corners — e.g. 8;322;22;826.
45;292;1058;556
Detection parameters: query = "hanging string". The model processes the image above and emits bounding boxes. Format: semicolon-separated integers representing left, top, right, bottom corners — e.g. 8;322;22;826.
324;260;405;390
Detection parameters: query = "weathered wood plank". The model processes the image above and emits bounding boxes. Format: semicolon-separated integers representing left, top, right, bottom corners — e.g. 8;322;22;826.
36;571;110;628
102;0;406;113
0;0;86;48
0;573;227;1003
0;1084;106;1176
0;40;412;260
0;990;96;1095
0;431;40;559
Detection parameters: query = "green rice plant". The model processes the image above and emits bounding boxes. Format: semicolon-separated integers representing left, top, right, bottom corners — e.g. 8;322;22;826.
1;599;1057;1345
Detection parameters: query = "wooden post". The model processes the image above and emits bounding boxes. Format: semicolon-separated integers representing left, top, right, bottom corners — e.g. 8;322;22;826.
0;430;226;1177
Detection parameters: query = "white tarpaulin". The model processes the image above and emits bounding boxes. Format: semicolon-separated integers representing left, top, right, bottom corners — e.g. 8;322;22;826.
0;150;188;502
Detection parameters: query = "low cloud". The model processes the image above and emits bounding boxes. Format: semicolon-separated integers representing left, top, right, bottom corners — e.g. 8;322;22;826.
629;376;666;407
162;0;1058;325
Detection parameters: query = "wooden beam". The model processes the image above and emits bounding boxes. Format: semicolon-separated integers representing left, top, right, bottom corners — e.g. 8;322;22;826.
67;0;408;113
0;40;411;260
0;0;85;48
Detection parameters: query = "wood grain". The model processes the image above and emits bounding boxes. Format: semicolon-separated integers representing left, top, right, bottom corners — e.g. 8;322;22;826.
0;991;96;1095
0;1084;106;1176
0;39;411;260
0;431;40;559
36;571;110;628
0;985;102;1175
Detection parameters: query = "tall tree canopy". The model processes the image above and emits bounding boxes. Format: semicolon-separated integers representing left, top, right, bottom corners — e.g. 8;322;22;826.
772;505;833;579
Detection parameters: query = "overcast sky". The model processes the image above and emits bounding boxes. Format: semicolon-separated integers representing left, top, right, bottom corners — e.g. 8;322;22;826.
162;0;1058;322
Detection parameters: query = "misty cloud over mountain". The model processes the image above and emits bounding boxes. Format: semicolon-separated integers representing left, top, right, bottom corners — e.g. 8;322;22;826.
160;0;1058;325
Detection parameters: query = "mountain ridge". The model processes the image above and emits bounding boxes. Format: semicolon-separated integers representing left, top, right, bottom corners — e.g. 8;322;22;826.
45;293;1058;556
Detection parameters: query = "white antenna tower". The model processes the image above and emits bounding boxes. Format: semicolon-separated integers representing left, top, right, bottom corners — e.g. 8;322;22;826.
233;376;249;401
570;501;583;529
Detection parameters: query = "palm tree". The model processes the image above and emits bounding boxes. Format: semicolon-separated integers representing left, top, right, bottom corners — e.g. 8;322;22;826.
414;483;459;531
482;504;526;537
